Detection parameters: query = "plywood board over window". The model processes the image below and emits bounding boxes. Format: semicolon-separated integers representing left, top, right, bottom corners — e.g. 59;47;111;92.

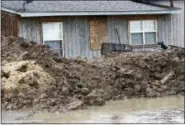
90;17;108;50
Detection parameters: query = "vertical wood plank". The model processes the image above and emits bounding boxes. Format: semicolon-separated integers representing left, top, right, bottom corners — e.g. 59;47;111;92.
153;0;184;47
18;18;42;43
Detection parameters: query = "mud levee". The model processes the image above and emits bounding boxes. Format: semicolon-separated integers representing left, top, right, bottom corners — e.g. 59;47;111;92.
1;36;184;112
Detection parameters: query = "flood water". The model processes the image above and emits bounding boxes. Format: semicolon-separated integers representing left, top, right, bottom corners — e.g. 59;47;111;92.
2;95;184;124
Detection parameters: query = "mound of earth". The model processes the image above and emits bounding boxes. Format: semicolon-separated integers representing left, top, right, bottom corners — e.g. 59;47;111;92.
1;36;184;112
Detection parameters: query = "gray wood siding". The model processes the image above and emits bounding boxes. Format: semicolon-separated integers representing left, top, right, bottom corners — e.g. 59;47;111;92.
158;15;172;45
63;17;101;59
171;1;184;47
153;0;184;47
18;18;42;43
108;16;129;44
18;17;101;59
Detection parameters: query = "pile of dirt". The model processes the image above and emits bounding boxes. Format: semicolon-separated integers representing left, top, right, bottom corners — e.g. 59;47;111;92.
1;36;108;112
93;49;184;99
1;36;184;112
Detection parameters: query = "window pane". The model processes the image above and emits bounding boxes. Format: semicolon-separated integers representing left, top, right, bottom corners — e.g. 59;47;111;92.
143;20;156;32
43;23;63;41
45;41;56;48
131;33;143;45
145;32;156;44
130;21;142;32
45;40;62;56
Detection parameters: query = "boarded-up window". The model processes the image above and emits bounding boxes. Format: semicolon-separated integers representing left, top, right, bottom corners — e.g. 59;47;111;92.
90;17;108;50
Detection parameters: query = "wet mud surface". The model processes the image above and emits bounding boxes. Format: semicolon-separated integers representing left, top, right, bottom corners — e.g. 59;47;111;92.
2;96;184;124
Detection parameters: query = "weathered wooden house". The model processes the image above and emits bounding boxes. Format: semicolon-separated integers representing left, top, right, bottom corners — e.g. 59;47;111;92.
1;0;184;58
145;0;184;48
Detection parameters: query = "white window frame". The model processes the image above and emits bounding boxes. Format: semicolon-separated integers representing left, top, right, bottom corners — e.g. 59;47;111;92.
42;22;64;57
129;20;158;45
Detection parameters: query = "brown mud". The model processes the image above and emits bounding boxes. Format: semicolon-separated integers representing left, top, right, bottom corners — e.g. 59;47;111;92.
1;36;184;112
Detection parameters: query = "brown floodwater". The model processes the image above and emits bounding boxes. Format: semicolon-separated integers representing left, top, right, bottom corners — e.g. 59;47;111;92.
2;95;184;124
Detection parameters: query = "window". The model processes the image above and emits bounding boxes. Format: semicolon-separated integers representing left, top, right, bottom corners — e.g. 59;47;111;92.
42;22;63;57
130;20;157;45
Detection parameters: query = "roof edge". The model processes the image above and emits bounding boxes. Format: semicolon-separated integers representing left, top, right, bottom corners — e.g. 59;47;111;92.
2;7;21;15
20;10;180;17
1;6;181;17
131;0;180;10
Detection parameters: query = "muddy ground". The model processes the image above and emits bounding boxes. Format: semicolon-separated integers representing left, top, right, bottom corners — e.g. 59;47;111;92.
1;36;184;112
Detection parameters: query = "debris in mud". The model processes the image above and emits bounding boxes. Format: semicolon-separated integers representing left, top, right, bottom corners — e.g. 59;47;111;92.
1;36;184;112
67;99;84;110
